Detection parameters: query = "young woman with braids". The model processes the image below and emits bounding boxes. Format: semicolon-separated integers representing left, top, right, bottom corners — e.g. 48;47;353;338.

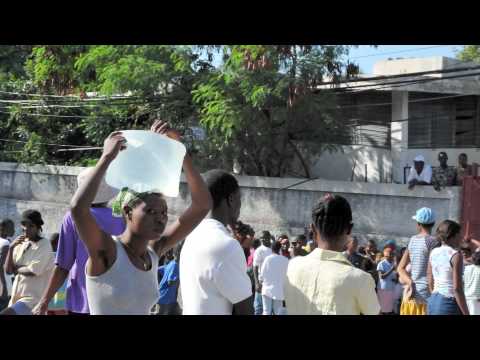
69;120;212;315
427;220;469;315
284;194;380;315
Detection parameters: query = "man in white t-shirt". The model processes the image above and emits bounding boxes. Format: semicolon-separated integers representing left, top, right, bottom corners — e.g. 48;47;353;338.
0;219;15;311
180;169;252;315
259;241;288;315
408;155;432;190
252;231;273;315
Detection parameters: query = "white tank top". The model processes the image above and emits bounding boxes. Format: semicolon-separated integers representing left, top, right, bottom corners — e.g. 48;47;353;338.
86;237;160;315
430;245;459;298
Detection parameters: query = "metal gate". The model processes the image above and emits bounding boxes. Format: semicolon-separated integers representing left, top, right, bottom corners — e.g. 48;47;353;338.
462;176;480;240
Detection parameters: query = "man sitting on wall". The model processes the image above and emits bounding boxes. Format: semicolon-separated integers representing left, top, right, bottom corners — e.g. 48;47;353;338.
456;153;473;186
407;155;432;190
432;152;457;191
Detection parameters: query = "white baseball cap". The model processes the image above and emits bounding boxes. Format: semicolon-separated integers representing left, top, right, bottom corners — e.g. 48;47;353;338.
77;167;119;205
414;155;425;163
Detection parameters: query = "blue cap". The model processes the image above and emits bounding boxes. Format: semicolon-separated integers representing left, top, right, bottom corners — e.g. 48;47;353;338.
385;239;397;248
412;207;435;225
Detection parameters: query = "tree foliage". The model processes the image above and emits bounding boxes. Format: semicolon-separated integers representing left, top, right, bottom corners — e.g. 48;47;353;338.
192;45;357;177
457;45;480;63
0;45;358;177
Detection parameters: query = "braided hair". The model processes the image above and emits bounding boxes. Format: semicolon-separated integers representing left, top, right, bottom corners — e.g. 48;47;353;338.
311;194;353;242
435;219;461;246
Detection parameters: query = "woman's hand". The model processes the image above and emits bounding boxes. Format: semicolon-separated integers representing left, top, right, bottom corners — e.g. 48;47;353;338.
101;131;127;162
407;282;417;300
150;120;182;142
32;300;49;315
10;235;26;248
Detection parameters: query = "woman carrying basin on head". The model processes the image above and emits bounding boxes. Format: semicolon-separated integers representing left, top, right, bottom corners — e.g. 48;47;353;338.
70;120;212;315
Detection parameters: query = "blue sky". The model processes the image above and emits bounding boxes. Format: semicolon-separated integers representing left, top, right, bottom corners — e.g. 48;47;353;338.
347;45;462;74
210;45;465;73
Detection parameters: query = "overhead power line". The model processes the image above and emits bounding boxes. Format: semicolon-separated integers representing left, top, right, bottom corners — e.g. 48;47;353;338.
0;138;94;148
0;89;143;101
317;64;480;87
348;45;451;60
341;71;480;93
1;64;479;120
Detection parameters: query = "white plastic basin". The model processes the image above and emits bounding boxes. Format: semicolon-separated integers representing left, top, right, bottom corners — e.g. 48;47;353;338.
105;130;186;197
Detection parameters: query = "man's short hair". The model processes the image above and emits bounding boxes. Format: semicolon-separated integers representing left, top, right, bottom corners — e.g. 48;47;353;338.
0;218;14;229
203;169;239;209
272;241;282;253
261;231;272;240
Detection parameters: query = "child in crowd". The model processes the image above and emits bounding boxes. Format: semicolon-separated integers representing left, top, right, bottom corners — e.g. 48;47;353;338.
464;251;480;315
377;247;397;314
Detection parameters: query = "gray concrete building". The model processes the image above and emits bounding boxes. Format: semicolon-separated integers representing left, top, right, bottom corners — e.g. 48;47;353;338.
309;56;480;183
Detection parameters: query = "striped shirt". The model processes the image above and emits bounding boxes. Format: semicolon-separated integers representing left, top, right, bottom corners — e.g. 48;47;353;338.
407;234;439;303
464;265;480;300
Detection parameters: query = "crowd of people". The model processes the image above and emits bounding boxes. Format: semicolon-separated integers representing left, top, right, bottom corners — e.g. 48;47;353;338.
1;120;480;316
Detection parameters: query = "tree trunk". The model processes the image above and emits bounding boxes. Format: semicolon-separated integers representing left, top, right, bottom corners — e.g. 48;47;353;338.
288;138;311;178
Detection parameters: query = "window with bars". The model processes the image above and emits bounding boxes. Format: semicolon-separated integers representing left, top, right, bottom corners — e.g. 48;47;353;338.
331;91;392;148
408;95;480;148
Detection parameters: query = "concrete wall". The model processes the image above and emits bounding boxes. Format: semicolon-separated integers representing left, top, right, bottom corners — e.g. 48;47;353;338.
0;162;462;246
309;145;480;185
309;146;393;183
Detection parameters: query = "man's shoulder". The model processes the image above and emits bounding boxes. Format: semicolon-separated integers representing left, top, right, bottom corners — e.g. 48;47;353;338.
262;253;274;264
410;234;438;248
257;245;271;255
188;219;226;237
348;265;375;283
409;234;424;243
287;252;314;272
254;245;270;259
187;220;240;253
37;238;54;253
448;167;458;177
264;252;275;259
422;165;432;175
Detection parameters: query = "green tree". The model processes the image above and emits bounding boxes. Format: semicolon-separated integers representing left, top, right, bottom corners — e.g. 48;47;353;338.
457;45;480;63
192;45;357;177
0;45;359;177
0;45;202;166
